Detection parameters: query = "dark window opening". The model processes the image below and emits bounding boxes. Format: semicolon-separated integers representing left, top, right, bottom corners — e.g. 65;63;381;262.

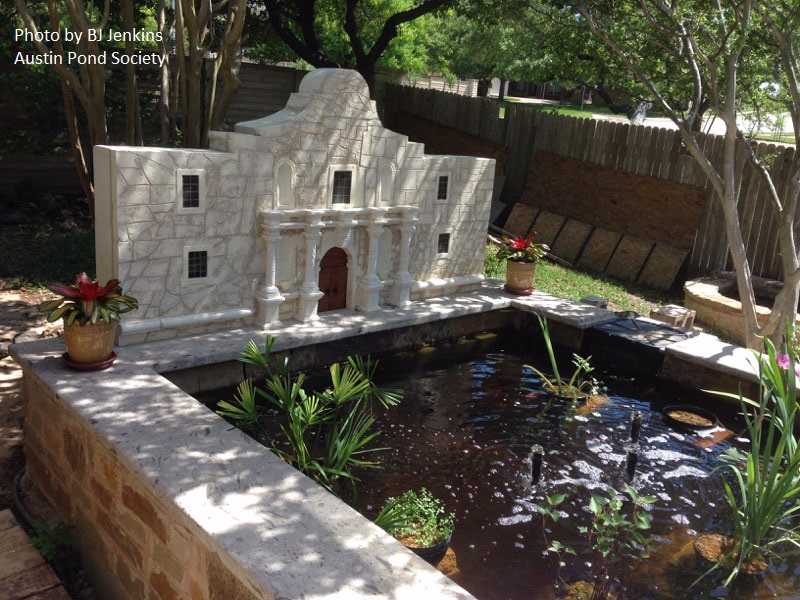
182;174;200;208
437;175;449;201
332;171;352;204
438;233;450;254
187;251;208;278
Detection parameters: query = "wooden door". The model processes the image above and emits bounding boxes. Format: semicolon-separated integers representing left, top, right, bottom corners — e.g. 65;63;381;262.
318;247;348;312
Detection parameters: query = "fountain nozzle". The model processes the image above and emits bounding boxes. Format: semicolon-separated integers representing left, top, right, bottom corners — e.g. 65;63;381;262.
530;445;544;486
630;411;644;444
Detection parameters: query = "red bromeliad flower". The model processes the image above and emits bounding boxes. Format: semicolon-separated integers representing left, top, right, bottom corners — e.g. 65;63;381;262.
507;233;536;251
48;272;120;300
497;231;549;263
39;273;138;326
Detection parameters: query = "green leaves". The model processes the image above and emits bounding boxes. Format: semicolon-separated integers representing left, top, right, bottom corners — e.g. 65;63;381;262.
37;273;138;325
539;485;657;593
220;335;403;492
525;315;602;398
374;488;455;547
705;324;800;587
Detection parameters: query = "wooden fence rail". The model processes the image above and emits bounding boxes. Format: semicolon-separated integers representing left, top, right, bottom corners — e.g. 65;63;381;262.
376;83;796;282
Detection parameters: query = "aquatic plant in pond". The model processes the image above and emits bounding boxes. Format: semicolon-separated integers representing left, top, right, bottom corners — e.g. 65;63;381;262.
539;485;657;599
374;488;455;548
526;315;602;398
705;329;800;586
218;335;402;491
336;347;790;599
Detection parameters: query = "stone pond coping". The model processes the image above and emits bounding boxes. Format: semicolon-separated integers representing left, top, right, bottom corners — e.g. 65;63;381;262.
10;281;762;599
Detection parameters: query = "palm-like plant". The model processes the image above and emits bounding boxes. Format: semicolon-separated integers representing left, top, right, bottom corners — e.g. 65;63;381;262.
217;336;401;492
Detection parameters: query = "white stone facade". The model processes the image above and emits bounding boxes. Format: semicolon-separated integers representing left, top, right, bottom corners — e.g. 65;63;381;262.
94;69;495;342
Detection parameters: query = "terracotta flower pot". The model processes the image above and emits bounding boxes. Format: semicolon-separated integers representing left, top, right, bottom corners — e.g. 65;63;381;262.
63;320;116;366
694;532;767;576
504;260;537;295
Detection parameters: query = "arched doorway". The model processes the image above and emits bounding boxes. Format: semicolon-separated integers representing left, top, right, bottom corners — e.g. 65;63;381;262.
318;247;348;312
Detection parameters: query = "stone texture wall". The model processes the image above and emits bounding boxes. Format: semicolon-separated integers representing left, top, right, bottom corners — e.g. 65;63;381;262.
95;69;494;342
22;369;266;600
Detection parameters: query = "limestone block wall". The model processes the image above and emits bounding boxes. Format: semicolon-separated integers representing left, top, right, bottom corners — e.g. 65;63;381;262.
94;145;261;344
22;370;265;600
95;68;494;342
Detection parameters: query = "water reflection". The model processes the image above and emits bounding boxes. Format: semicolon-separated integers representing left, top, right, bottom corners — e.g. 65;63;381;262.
347;350;800;600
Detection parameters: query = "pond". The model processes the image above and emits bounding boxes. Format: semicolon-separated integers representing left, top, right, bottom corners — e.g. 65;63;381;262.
201;336;800;599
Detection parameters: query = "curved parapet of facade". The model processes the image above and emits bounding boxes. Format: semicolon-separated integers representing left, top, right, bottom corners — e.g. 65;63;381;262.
235;68;378;134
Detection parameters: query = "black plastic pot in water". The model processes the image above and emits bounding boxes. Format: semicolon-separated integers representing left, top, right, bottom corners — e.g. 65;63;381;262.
407;531;453;566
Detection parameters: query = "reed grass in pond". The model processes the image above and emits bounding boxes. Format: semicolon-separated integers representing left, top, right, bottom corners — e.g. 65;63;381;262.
200;344;800;599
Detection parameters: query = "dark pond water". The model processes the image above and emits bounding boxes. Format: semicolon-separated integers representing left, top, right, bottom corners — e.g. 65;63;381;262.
343;346;800;600
199;340;800;599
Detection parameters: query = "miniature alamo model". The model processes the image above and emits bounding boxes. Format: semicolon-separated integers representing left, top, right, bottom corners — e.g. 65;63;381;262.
94;68;495;343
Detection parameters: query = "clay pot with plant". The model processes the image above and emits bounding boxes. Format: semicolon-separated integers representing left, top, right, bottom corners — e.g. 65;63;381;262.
526;315;604;401
38;272;138;369
374;488;455;565
496;232;549;295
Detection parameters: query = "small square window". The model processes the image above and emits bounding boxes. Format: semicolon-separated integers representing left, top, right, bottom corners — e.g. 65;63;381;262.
332;171;352;204
187;250;208;279
437;233;450;254
182;174;200;208
437;175;449;201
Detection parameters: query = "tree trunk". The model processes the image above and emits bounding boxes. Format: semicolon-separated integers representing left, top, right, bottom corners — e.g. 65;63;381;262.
498;79;506;101
158;0;173;145
60;78;94;218
122;0;142;145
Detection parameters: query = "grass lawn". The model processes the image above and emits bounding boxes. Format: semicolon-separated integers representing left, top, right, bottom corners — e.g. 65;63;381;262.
485;244;676;316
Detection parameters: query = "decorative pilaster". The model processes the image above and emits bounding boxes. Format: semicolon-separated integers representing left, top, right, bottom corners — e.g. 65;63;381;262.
390;206;418;307
296;211;325;322
256;212;285;326
357;207;388;311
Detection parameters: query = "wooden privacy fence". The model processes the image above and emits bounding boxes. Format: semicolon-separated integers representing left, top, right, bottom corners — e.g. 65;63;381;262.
377;83;797;284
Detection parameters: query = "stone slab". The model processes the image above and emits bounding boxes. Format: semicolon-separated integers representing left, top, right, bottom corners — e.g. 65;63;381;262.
530;210;565;248
550;219;593;264
649;304;695;328
576;227;621;273
605;235;654;282
502;203;537;237
638;244;688;290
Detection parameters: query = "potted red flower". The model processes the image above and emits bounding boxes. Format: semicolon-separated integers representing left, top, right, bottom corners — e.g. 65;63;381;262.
38;273;138;369
496;232;549;295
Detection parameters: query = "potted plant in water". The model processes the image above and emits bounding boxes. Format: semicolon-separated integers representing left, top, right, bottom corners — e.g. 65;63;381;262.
695;328;800;587
526;315;603;400
374;488;455;565
496;231;549;295
38;272;138;369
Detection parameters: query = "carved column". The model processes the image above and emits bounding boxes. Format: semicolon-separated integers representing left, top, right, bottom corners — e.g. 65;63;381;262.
390;206;418;307
256;212;285;326
296;211;325;322
357;207;387;311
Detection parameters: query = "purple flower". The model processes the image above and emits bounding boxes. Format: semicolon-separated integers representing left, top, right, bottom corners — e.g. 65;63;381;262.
776;353;800;376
